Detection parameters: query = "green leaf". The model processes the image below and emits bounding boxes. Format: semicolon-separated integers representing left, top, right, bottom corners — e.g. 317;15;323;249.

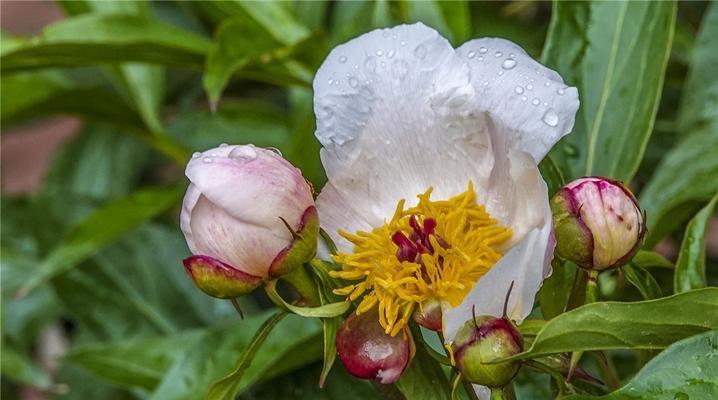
539;260;575;319
564;330;718;400
674;193;718;293
395;327;451;400
542;1;677;181
1;345;52;389
1;14;210;72
538;155;566;198
623;264;662;300
204;312;288;400
640;5;718;246
16;186;183;297
632;250;673;269
108;63;166;133
319;317;341;388
506;288;718;360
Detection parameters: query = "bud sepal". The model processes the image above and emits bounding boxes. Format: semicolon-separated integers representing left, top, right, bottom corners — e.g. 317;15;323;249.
183;255;262;299
269;205;320;278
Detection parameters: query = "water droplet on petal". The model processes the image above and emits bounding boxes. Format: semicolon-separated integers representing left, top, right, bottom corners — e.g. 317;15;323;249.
477;56;484;61
364;56;377;72
376;50;384;57
498;70;504;76
400;40;406;46
192;152;201;158
338;56;348;64
544;81;551;87
542;109;559;126
543;102;549;106
478;47;487;54
502;58;517;69
509;53;515;58
267;147;283;156
327;79;334;85
392;34;398;40
495;51;503;57
414;44;427;59
219;143;228;147
229;145;257;160
527;84;534;90
391;59;409;78
348;77;359;88
557;88;566;95
483;81;489;86
467;50;476;59
514;86;524;94
532;98;540;106
521;96;527;101
202;156;213;163
387;50;395;58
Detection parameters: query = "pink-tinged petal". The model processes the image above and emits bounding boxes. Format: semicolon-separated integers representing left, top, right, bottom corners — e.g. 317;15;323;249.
186;145;314;234
183;255;262;298
188;195;289;278
180;183;202;254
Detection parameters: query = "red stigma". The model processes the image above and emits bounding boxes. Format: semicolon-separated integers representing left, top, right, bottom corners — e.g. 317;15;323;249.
392;215;447;263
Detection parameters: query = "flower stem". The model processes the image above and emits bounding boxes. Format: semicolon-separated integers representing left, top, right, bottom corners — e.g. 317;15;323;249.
490;384;516;400
585;270;600;303
281;265;321;307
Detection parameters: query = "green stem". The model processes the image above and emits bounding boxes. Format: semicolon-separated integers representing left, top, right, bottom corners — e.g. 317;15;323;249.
281;265;321;306
490;384;516;400
585;270;600;303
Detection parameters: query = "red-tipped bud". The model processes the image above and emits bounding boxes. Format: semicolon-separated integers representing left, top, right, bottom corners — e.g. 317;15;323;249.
183;255;262;298
336;309;414;384
551;177;646;271
413;298;443;332
451;315;523;388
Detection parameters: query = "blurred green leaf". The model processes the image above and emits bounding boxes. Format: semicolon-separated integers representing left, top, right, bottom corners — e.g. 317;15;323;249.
151;313;321;400
538;155;566;198
507;288;718;360
206;312;287;400
539;260;576;319
543;1;677;181
1;14;210;72
203;4;312;103
623;264;662;300
641;5;718;247
565;330;718;400
109;64;166;133
674;193;718;293
632;250;673;269
1;344;52;389
17;186;183;297
640;130;718;247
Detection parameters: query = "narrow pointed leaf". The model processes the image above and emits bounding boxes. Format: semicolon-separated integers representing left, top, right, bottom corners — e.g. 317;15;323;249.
674;193;718;293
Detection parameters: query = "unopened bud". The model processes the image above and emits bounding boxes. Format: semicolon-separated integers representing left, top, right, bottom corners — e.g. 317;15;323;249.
451;315;523;388
412;298;443;332
551;177;646;271
180;144;318;283
336;309;414;384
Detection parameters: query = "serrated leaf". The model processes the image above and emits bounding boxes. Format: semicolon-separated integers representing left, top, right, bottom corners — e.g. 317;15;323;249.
674;193;718;293
564;330;718;400
543;1;677;181
506;288;718;360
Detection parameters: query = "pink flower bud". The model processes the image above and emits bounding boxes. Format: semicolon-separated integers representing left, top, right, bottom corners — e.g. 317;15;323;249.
451;315;523;388
551;177;646;270
336;309;415;384
180;145;317;291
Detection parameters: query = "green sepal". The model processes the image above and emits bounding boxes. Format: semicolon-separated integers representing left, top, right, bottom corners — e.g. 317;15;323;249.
268;206;319;278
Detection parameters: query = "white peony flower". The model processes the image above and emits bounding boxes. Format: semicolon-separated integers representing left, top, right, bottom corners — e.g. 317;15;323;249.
312;22;579;348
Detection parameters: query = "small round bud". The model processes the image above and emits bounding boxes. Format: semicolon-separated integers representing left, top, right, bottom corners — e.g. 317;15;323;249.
336;309;414;384
451;316;523;388
180;144;318;281
412;298;443;332
551;177;646;271
183;255;262;298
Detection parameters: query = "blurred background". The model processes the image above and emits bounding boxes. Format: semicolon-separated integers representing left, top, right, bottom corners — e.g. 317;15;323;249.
1;1;715;399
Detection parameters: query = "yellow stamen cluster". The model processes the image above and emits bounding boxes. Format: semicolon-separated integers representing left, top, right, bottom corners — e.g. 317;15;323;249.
330;183;512;336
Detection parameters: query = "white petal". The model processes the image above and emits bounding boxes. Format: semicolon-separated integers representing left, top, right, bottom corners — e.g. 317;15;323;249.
180;183;202;254
443;193;554;343
457;38;579;162
186;144;313;232
189;195;288;278
314;23;495;246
